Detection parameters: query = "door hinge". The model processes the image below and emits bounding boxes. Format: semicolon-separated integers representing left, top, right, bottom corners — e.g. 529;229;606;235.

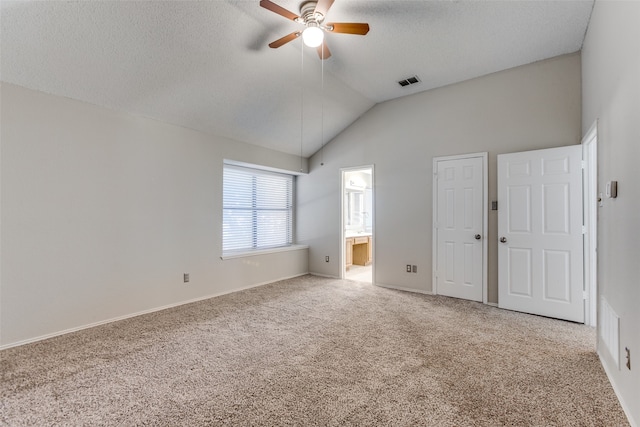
581;160;586;169
583;291;588;300
582;225;587;234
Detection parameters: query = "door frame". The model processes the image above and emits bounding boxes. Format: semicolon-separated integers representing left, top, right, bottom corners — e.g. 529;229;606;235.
432;152;488;303
582;120;598;327
340;165;375;283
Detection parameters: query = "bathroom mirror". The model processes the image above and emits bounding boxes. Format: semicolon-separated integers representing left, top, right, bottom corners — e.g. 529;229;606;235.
345;189;364;227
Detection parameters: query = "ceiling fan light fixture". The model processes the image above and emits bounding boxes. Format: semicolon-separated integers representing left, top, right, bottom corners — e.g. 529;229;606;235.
302;26;324;47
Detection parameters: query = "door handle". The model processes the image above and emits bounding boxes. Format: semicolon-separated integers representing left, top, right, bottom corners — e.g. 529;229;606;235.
475;234;481;240
499;237;507;243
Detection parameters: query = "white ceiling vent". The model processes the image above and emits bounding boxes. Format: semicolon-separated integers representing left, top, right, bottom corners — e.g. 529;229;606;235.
398;75;421;87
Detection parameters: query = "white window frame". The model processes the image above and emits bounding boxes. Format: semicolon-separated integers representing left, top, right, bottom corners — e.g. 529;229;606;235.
221;161;305;259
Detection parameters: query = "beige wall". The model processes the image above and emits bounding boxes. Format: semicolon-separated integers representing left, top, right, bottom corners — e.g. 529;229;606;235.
0;83;309;348
582;1;640;424
298;53;582;301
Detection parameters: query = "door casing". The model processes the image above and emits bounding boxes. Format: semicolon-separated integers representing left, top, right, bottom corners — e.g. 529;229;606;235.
582;121;598;327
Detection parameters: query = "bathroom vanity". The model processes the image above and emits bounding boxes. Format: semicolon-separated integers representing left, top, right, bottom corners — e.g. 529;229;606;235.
345;233;372;270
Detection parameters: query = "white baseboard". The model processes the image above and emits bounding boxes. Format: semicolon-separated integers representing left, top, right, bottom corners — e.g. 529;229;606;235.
0;272;309;351
487;302;499;307
374;282;433;295
598;349;638;427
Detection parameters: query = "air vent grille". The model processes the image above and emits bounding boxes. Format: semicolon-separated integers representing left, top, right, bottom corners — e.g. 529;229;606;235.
398;75;421;87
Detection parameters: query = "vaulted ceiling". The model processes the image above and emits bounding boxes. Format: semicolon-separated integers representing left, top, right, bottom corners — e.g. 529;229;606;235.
0;1;593;157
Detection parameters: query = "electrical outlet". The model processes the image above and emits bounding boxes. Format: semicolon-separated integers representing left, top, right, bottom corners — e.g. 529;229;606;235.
406;265;412;273
325;256;330;262
625;347;631;370
183;273;189;283
412;265;417;273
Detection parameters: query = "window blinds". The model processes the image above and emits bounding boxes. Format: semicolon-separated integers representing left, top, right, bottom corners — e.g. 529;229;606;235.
223;164;293;254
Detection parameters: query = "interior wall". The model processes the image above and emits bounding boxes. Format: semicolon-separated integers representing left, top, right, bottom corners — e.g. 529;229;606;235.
581;1;640;424
0;83;309;348
298;53;581;299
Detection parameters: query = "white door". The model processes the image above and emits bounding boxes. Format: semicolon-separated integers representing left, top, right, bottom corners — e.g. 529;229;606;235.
434;154;486;302
498;146;584;322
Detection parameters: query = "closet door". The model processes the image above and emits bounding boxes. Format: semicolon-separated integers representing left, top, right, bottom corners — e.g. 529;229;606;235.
433;154;486;302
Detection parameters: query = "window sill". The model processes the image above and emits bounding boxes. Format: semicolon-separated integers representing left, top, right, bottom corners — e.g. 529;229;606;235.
221;244;309;260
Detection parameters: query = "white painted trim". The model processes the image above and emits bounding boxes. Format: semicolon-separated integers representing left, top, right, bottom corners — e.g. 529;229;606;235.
582;119;598;327
221;244;308;260
598;351;638;427
487;302;499;308
481;153;488;305
340;165;375;284
432;152;488;304
0;272;309;351
375;282;434;295
340;170;345;280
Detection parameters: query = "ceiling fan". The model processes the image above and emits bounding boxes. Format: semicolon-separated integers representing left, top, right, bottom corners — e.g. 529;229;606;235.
260;0;370;60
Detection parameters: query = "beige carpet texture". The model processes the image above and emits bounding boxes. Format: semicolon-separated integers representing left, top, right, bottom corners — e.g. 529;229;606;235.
0;275;629;426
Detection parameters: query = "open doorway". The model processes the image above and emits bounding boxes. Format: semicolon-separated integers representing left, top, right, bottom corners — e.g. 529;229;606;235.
342;166;374;283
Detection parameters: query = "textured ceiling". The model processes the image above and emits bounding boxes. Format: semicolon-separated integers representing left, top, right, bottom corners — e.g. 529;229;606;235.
0;1;594;157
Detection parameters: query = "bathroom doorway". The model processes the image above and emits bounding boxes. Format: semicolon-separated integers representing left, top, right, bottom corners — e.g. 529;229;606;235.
341;166;374;283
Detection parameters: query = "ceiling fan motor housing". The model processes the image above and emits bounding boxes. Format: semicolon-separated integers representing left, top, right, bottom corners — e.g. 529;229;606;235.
298;1;324;26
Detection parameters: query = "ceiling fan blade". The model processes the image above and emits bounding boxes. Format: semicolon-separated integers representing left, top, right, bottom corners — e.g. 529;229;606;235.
317;43;331;60
268;31;301;48
260;0;300;21
314;0;335;18
326;22;370;35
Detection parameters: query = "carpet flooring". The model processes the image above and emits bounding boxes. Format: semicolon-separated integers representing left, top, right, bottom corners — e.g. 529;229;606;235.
0;275;629;426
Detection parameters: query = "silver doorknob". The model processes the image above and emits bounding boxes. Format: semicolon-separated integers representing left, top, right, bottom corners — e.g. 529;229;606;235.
499;237;507;243
475;234;481;240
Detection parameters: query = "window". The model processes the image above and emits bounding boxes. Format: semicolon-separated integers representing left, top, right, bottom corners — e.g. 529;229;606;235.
223;163;294;255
